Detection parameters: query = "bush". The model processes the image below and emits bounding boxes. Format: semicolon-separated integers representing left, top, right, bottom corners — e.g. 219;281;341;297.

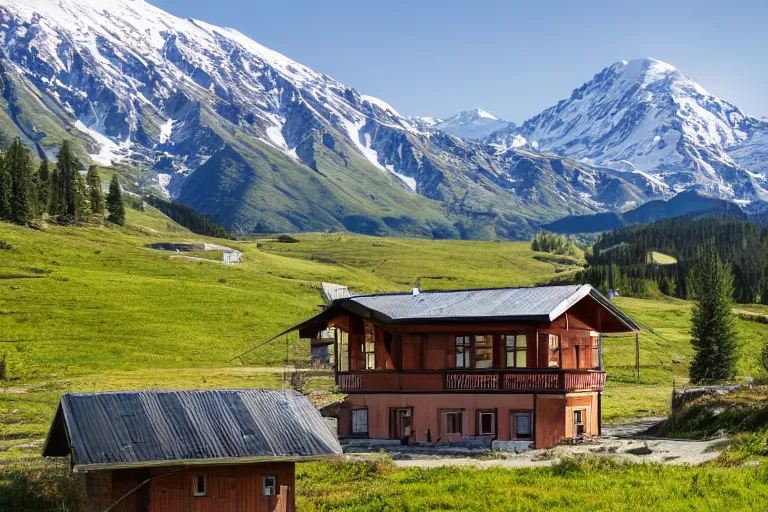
0;240;12;250
0;354;6;381
761;342;768;374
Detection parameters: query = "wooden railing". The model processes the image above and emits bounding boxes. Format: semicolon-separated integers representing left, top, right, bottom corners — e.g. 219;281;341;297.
336;370;606;393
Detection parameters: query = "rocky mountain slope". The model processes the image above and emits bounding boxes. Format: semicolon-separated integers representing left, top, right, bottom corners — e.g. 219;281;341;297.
487;58;768;205
0;0;656;238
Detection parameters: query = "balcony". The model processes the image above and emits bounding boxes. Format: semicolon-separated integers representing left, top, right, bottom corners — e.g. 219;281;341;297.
336;369;606;393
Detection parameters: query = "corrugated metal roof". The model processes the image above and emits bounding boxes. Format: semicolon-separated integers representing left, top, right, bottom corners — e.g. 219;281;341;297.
321;282;355;303
43;389;342;471
346;284;587;321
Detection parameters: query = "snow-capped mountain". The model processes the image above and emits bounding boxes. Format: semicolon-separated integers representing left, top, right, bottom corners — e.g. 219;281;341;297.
410;109;512;140
487;58;768;203
0;0;659;237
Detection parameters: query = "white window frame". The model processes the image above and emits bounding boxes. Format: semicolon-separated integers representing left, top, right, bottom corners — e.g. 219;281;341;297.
193;475;206;497
511;411;533;440
351;408;369;435
263;475;277;496
478;410;496;436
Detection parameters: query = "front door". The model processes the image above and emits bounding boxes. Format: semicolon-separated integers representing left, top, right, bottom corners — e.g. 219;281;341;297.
390;408;413;440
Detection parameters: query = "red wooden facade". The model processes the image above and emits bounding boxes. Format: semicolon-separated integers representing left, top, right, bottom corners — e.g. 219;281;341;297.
83;463;295;512
306;292;635;449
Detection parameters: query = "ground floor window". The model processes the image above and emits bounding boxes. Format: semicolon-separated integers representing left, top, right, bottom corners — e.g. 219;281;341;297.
351;408;368;435
444;410;463;434
511;411;533;440
193;475;206;497
263;475;277;496
477;409;496;436
390;408;413;439
573;409;586;436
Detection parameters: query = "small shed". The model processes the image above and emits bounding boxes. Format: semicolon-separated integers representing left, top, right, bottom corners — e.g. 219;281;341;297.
43;389;342;512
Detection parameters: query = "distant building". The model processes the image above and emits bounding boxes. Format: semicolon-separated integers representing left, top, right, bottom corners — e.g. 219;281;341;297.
43;389;342;512
290;285;640;450
223;250;243;264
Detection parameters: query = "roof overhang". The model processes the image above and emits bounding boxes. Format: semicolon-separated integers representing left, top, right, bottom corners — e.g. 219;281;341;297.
71;453;345;473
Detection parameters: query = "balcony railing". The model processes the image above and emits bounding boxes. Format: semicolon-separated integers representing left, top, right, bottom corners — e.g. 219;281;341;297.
336;369;606;393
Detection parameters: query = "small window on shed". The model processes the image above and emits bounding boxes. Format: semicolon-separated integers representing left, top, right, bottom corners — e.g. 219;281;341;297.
263;475;277;496
351;408;369;435
193;475;206;497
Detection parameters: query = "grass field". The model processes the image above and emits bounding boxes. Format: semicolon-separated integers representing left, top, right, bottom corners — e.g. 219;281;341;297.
294;458;768;511
0;208;767;455
2;209;768;510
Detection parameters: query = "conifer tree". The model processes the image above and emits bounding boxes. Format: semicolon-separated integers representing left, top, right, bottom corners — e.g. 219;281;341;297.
86;165;104;215
0;148;10;221
106;175;125;225
56;141;83;222
688;239;737;383
48;167;64;216
37;160;51;214
7;138;33;224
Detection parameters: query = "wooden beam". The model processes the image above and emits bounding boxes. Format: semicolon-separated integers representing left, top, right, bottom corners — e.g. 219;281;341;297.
635;332;640;381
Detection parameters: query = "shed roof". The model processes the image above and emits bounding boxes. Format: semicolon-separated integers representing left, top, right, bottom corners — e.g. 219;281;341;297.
43;389;342;472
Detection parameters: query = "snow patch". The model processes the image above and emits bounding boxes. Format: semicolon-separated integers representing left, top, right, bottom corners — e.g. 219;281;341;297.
159;118;174;144
74;120;131;166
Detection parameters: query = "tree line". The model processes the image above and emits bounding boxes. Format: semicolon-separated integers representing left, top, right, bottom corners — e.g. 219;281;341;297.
531;231;580;257
575;217;768;303
144;195;229;238
0;138;125;226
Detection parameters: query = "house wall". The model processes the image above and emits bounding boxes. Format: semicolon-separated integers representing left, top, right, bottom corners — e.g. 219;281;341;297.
534;394;566;449
85;463;295;512
150;463;294;512
346;393;534;443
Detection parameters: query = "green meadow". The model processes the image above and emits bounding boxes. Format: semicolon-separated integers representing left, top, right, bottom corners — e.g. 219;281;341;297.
2;206;768;510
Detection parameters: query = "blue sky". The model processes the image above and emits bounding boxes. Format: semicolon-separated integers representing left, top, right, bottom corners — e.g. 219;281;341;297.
148;0;768;123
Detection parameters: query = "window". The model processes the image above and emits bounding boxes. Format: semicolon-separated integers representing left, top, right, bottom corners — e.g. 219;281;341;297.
455;335;471;368
193;475;206;497
591;336;600;369
478;410;496;436
473;335;493;369
351;409;368;435
573;410;585;436
543;333;561;368
263;475;277;496
445;411;463;434
363;321;376;369
512;412;533;440
504;334;527;368
337;330;349;372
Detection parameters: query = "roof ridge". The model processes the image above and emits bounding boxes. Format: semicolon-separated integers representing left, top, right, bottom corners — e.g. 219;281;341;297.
343;283;582;300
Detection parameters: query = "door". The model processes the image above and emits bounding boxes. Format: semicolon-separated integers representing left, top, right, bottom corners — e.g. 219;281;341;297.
440;410;463;443
390;408;413;440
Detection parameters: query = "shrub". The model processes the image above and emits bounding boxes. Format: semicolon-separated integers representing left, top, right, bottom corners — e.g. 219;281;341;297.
0;240;12;250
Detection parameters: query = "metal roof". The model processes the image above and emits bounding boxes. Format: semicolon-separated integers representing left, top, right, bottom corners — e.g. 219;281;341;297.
336;284;639;330
43;389;342;472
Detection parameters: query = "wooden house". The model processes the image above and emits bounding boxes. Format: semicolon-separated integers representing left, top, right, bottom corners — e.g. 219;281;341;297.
293;285;640;449
43;389;342;512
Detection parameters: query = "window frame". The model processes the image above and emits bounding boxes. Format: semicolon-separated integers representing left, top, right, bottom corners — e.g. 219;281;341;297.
511;411;534;440
263;475;277;496
573;409;586;436
455;335;472;368
337;330;349;372
351;408;369;436
362;321;376;370
473;334;494;369
443;410;463;435
544;333;561;369
504;333;528;369
591;336;600;369
192;475;206;497
477;409;497;436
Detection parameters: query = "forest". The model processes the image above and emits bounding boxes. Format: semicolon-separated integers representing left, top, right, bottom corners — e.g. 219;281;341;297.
575;216;768;303
144;195;229;238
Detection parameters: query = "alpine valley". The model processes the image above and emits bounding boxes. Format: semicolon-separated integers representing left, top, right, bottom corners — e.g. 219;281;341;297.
0;0;766;238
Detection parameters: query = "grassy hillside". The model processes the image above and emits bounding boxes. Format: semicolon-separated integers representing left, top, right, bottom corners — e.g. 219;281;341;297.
1;210;767;448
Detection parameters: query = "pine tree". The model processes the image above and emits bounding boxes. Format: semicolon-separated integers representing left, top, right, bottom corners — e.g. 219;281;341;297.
56;141;83;222
688;239;737;383
0;147;10;221
37;160;51;215
7;138;33;224
86;165;104;215
106;175;125;226
48;167;64;216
